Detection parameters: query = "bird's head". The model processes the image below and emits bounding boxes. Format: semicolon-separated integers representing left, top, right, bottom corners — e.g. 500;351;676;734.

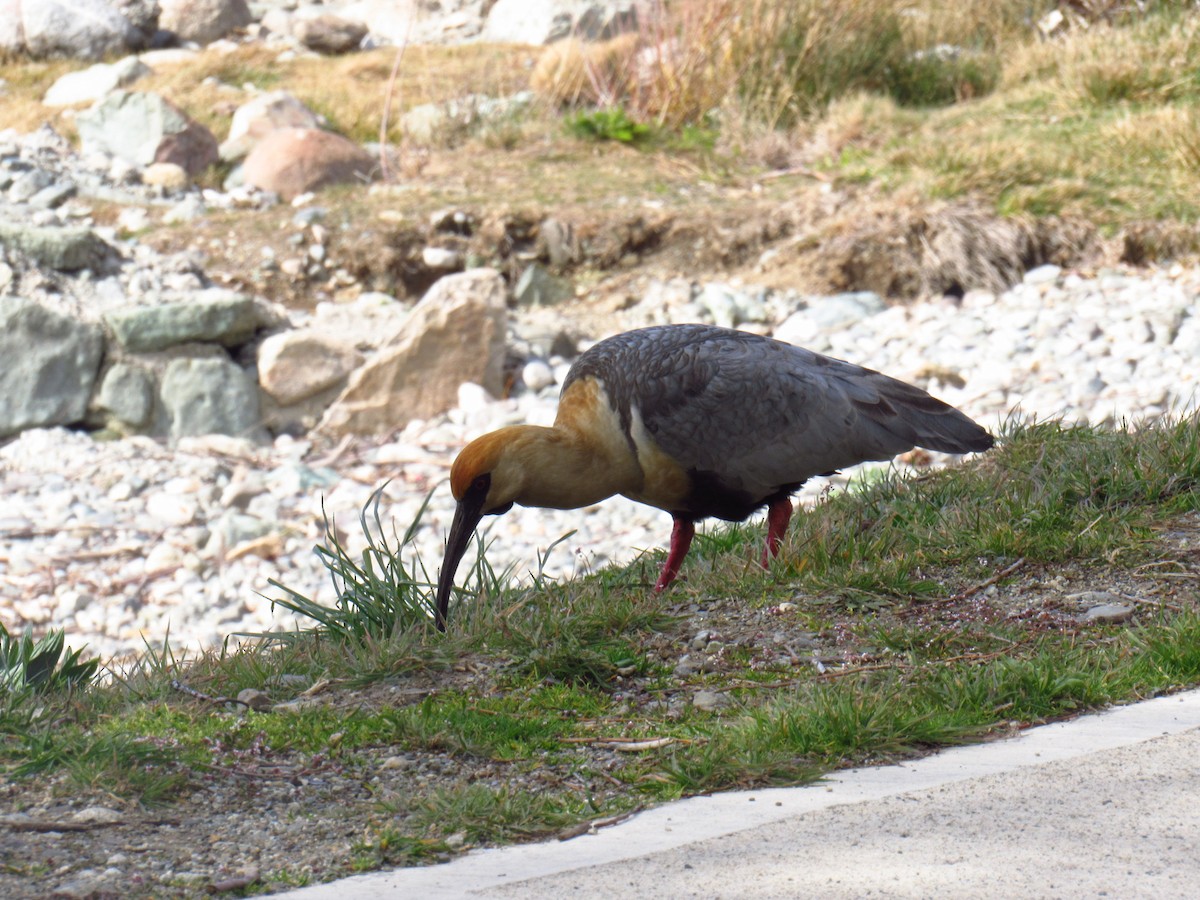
434;429;525;630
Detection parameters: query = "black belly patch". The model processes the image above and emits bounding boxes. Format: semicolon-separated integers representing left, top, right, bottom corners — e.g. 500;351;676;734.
677;469;806;522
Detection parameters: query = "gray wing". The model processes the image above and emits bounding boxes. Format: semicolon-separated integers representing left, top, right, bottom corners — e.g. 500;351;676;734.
567;325;992;499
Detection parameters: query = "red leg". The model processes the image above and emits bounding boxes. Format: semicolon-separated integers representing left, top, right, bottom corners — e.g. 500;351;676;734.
655;517;695;592
761;498;793;568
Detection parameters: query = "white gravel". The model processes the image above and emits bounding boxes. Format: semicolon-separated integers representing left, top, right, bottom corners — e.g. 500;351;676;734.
2;262;1198;664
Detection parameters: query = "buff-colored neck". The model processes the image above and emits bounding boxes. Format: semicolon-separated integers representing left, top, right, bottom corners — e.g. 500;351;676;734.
495;422;640;510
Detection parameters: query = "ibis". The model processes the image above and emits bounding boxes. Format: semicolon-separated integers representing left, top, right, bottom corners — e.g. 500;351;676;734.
434;323;993;629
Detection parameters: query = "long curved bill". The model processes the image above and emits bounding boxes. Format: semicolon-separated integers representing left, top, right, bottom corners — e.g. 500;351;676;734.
434;492;487;631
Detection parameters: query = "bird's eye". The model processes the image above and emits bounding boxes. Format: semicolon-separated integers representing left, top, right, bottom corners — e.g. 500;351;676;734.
472;474;490;493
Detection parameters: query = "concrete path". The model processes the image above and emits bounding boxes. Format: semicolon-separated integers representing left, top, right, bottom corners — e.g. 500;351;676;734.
280;689;1200;899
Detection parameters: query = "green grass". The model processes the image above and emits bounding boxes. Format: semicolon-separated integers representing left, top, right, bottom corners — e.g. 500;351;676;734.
1;417;1198;889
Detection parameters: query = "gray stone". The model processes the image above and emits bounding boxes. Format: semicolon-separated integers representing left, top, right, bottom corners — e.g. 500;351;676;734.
10;0;156;60
160;357;264;442
521;358;555;391
0;222;110;271
805;291;887;330
105;292;261;352
235;687;272;711
209;510;273;549
401;92;533;146
96;363;155;428
515;263;573;307
1081;604;1136;625
539;217;578;267
692;690;728;712
0;301;104;438
43;56;150;107
700;282;739;328
28;181;76;209
7;169;51;201
1023;264;1062;286
76;91;219;176
482;0;638;44
293;13;368;54
421;246;462;270
159;0;252;45
163;194;207;224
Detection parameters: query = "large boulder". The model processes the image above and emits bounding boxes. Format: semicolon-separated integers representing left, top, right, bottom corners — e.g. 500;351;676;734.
219;91;325;163
95;362;156;432
158;0;250;45
274;0;485;46
292;13;367;54
1;0;159;59
161;357;265;442
319;268;508;436
0;222;112;272
43;56;151;107
104;290;262;353
257;329;361;407
240;127;375;200
481;0;639;45
76;90;219;177
0;301;104;438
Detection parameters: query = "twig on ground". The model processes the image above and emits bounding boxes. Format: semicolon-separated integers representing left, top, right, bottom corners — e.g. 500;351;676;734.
170;679;246;708
557;806;643;841
951;558;1027;602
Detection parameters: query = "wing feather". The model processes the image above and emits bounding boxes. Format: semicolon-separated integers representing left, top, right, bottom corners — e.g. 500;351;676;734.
563;324;992;506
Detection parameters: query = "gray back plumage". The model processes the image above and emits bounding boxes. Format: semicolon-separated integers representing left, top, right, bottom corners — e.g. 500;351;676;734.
563;324;992;508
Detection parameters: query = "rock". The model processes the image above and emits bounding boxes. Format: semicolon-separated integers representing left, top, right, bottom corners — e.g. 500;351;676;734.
0;222;111;272
401;92;533;147
72;806;124;824
319;268;508;436
805;291;887;330
7;169;52;202
515;263;573;307
700;282;739;328
539;217;579;267
141;161;190;191
240;128;375;201
482;0;639;44
774;291;887;351
521;359;555;391
146;491;198;526
160;357;265;442
159;0;251;45
76;91;219;177
219;91;325;163
96;363;155;429
692;690;727;712
28;181;76;209
5;0;157;60
163;194;207;224
293;14;368;54
1023;263;1062;286
42;55;150;107
236;688;272;711
105;291;262;353
0;301;104;438
421;246;462;270
257;329;361;406
1081;604;1136;625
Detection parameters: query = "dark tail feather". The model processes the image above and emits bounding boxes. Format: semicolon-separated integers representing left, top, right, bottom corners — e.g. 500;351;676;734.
877;381;994;455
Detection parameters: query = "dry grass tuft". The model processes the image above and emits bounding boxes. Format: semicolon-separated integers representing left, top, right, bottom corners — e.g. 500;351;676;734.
530;34;640;108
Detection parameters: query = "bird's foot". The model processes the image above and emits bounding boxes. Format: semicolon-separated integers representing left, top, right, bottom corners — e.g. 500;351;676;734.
761;498;794;569
655;518;696;591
